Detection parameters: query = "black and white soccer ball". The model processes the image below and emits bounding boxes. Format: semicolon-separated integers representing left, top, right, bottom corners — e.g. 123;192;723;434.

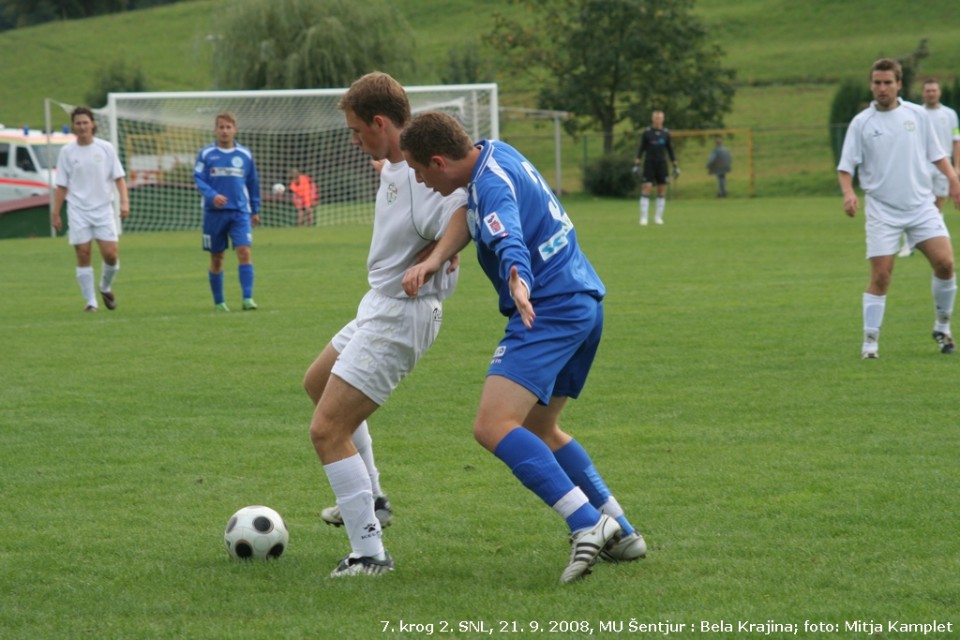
224;505;289;560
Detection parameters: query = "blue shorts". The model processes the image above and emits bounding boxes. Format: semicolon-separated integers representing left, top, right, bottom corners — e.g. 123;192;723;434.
487;292;603;404
202;211;253;253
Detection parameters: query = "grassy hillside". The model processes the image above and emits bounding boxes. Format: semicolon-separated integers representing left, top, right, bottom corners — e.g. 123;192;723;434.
1;0;958;196
3;0;959;130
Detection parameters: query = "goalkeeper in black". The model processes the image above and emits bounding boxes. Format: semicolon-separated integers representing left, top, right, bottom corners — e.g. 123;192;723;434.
634;110;678;225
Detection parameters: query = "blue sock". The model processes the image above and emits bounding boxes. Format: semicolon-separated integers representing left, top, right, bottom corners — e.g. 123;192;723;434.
238;263;254;299
209;271;225;304
554;439;635;535
494;428;599;532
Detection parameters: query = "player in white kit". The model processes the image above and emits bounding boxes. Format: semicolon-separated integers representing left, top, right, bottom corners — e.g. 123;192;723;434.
898;79;960;256
838;59;960;359
52;107;129;312
303;72;467;576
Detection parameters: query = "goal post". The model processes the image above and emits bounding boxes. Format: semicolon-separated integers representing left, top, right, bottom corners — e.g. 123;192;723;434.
49;84;498;233
668;128;754;198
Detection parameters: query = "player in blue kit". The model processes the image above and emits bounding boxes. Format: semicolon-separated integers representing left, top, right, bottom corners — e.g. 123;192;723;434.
400;111;646;584
194;112;261;311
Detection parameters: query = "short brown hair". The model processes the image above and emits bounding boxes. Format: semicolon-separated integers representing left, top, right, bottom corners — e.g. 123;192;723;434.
871;58;902;82
70;106;97;133
399;111;473;167
338;71;411;128
215;111;237;127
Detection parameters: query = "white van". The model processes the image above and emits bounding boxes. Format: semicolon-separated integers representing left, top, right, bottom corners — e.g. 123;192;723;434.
0;126;76;201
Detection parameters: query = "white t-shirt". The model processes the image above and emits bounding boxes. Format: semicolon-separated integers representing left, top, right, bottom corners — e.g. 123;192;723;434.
367;159;467;299
925;103;960;161
838;99;945;213
55;138;125;212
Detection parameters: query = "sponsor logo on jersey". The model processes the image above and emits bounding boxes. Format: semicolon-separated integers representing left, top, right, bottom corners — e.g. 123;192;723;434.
210;167;246;177
491;345;506;365
387;182;398;204
484;212;507;237
538;228;569;261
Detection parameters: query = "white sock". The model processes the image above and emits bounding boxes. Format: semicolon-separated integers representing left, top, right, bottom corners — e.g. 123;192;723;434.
932;275;956;333
600;495;625;520
655;197;666;219
100;261;119;293
76;266;96;307
639;196;649;222
551;487;590;519
352;420;383;497
863;292;885;347
323;454;384;559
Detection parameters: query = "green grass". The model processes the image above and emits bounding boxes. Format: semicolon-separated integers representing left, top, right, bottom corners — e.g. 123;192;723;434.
2;196;959;638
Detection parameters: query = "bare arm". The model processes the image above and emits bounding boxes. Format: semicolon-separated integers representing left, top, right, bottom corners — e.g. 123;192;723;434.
403;206;470;297
838;171;858;217
115;177;130;220
52;186;67;232
933;156;960;209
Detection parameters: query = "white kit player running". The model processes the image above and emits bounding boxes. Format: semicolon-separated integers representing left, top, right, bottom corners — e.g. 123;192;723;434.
304;72;467;577
52;106;130;312
838;58;960;359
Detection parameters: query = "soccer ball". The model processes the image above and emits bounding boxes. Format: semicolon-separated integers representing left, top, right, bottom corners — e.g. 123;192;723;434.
224;505;289;560
272;182;285;195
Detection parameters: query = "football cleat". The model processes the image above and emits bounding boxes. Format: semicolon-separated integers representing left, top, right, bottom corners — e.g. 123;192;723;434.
100;289;117;310
242;298;258;310
861;350;879;360
329;552;394;577
599;531;647;562
933;331;956;354
321;495;393;528
560;514;622;584
83;304;98;313
214;302;230;312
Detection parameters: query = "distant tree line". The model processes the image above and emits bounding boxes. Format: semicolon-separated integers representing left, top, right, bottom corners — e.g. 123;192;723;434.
0;0;179;30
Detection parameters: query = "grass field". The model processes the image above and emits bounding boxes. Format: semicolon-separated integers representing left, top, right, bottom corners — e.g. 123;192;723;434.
2;196;958;639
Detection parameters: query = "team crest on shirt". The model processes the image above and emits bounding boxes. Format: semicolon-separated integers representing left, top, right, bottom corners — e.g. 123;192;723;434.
387;182;398;204
484;212;508;237
231;156;243;168
904;120;916;132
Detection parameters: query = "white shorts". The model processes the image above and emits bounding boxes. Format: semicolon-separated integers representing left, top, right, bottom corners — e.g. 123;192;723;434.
331;289;443;405
864;197;949;258
931;171;949;198
67;204;119;245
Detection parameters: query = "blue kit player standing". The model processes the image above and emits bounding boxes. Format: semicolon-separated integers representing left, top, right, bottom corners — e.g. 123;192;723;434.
634;110;678;225
194;111;261;311
401;111;646;584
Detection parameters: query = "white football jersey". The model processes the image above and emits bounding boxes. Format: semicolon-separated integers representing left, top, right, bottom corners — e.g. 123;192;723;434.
839;99;945;212
55;138;125;212
925;103;960;161
367;159;466;299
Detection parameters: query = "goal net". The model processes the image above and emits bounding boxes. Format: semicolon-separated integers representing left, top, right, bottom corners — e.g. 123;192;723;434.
48;84;498;232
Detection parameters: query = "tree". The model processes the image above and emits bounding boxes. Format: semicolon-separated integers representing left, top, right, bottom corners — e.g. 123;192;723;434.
487;0;735;154
210;0;416;90
85;57;149;108
828;79;870;167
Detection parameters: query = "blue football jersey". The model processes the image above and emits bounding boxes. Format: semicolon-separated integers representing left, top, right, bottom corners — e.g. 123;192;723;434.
194;143;261;215
466;140;605;316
